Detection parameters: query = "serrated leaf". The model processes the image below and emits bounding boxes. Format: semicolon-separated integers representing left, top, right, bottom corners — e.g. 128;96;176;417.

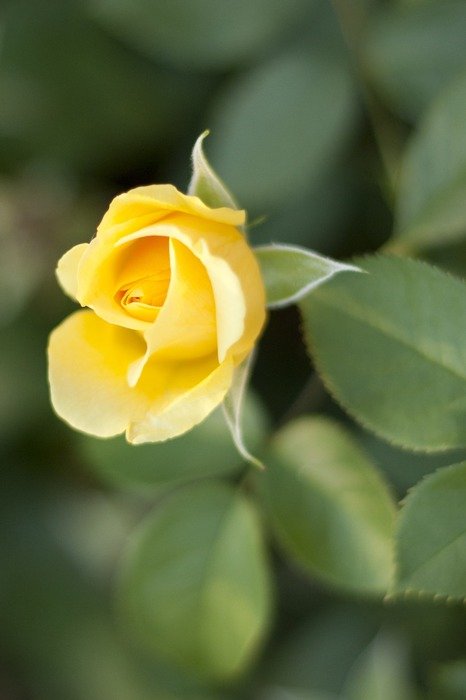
391;71;466;250
222;352;264;469
260;416;396;594
393;462;466;600
301;256;466;451
80;396;268;491
255;244;360;308
188;131;239;210
364;1;466;122
118;482;272;681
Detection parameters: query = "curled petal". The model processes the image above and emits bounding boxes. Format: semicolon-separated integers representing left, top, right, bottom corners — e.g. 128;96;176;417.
48;310;232;442
48;310;148;437
97;185;245;242
118;215;266;363
76;236;171;331
56;243;89;300
127;237;217;386
127;356;234;444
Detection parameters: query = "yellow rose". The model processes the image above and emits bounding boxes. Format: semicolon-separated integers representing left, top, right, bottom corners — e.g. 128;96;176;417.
48;185;265;443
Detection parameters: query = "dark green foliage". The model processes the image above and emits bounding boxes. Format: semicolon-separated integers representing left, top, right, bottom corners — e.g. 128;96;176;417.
2;1;466;697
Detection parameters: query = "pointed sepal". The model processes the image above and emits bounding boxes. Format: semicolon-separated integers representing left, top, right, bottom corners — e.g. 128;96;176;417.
188;131;239;211
223;352;264;470
254;243;362;309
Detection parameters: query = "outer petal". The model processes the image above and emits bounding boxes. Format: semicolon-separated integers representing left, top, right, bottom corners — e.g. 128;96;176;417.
56;243;89;300
127;355;234;444
48;310;233;442
48;310;148;437
97;185;245;241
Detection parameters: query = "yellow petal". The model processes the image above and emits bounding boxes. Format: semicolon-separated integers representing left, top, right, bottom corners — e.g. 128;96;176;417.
97;185;245;241
126;237;217;385
76;236;170;331
149;239;217;354
56;243;89;299
118;214;266;363
48;310;233;442
48;310;148;437
115;235;171;323
127;355;234;444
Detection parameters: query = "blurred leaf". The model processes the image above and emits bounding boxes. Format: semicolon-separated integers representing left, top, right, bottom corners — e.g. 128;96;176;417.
358;430;466;495
0;186;48;325
427;237;466;279
80;395;268;491
364;1;466;121
393;462;466;600
431;660;466;700
259;604;379;696
209;46;357;211
0;474;219;700
0;0;207;170
260;416;396;594
301;256;466;451
255;244;361;309
47;492;140;583
0;318;49;439
118;481;272;681
250;167;356;251
261;688;338;700
344;633;415;700
188;131;238;210
91;0;311;70
391;71;466;250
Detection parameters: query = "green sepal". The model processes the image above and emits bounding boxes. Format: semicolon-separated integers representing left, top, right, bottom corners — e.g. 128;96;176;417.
188;130;239;211
255;244;361;309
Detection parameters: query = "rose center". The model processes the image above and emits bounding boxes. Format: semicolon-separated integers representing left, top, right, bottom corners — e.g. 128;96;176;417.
116;267;171;322
113;237;171;323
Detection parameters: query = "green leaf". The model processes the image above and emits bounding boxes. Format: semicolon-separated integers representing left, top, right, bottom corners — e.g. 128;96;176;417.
431;660;466;700
391;70;466;250
1;0;205;170
118;482;272;681
0;475;218;700
344;633;415;700
358;430;466;495
259;605;379;697
393;462;466;600
262;689;338;700
80;396;268;491
301;256;466;451
188;131;238;210
209;46;356;210
364;1;466;122
250;167;357;250
91;0;312;70
255;244;361;308
260;416;396;594
222;353;264;470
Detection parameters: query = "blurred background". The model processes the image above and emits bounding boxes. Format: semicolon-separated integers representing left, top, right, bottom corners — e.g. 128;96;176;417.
2;0;466;698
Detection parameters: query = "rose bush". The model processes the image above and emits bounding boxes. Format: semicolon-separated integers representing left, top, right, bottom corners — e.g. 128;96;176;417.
48;184;265;443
